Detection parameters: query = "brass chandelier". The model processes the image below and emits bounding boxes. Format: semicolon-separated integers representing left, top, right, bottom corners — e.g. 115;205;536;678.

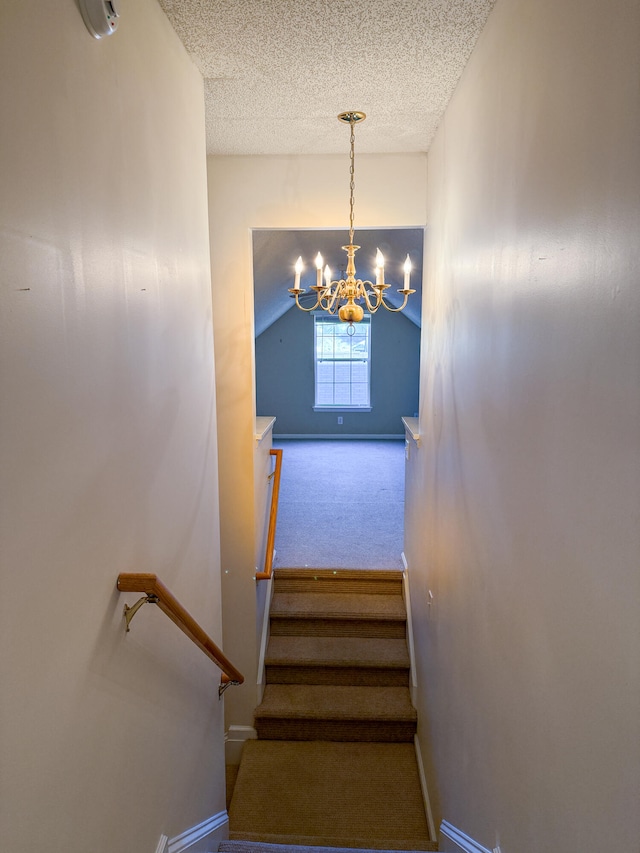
289;111;415;325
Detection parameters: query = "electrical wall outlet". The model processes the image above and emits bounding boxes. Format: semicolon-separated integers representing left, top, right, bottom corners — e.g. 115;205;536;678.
337;416;343;424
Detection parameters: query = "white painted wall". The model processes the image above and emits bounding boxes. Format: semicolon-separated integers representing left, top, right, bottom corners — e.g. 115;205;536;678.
405;0;640;851
0;2;225;851
207;153;427;733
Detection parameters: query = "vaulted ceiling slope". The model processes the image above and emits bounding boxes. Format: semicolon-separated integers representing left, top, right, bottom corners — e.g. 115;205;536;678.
158;0;496;156
253;228;424;336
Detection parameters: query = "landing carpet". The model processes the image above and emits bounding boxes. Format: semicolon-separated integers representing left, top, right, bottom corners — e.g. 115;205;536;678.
228;740;434;851
272;440;405;570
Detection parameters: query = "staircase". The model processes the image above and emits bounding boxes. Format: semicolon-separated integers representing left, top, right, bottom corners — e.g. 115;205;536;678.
227;568;437;852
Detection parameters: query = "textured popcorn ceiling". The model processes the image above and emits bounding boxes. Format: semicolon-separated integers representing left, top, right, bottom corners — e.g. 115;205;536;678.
158;0;496;155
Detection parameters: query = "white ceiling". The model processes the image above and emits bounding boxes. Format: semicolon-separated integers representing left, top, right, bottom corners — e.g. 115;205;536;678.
158;0;496;156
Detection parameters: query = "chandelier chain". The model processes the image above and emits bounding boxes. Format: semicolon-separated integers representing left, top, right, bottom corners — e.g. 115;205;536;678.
349;118;356;245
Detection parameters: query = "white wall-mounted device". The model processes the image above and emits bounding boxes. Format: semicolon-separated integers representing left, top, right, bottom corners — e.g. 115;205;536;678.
79;0;120;39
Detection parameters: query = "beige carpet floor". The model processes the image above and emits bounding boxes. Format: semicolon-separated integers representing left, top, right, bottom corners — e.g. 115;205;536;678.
272;440;405;570
228;740;436;851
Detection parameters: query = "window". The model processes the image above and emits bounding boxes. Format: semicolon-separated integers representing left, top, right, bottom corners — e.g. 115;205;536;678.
314;314;371;410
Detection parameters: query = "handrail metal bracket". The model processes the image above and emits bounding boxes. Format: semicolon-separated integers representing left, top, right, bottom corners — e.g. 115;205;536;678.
117;572;244;686
218;679;241;699
123;594;160;632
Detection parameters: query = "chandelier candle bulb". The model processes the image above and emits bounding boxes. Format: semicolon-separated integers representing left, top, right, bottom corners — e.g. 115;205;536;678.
294;256;303;289
324;265;331;289
315;252;324;288
403;255;412;289
375;249;385;285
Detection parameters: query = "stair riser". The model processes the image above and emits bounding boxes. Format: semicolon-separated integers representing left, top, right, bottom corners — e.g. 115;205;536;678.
265;665;409;687
270;618;406;639
254;719;416;742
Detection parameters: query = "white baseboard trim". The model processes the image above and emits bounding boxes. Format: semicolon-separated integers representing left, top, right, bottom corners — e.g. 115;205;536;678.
225;725;257;765
273;434;404;440
440;820;492;853
414;734;436;843
156;811;228;853
170;811;228;853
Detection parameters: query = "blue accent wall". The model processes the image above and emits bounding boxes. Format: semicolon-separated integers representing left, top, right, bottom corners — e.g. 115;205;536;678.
255;305;420;435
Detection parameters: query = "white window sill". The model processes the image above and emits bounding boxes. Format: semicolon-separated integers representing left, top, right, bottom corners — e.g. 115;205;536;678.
313;406;372;412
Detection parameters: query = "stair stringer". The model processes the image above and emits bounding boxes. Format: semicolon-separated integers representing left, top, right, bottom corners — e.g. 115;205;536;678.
257;572;275;704
403;552;437;844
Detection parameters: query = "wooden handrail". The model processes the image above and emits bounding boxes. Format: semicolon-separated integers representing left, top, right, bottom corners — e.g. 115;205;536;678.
256;448;283;581
116;573;244;694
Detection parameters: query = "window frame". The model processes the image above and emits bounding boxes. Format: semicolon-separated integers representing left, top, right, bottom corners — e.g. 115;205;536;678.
312;312;372;412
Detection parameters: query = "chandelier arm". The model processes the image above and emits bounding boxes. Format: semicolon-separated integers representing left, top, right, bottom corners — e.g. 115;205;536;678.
375;292;412;313
325;281;345;312
291;292;323;313
318;291;332;310
325;295;343;314
359;282;381;313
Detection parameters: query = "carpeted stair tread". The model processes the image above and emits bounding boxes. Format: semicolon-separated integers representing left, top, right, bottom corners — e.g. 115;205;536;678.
220;843;436;853
254;684;416;741
274;568;404;596
270;592;406;621
275;568;404;580
225;833;437;851
228;741;435;851
255;684;417;722
265;635;410;670
218;841;435;853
